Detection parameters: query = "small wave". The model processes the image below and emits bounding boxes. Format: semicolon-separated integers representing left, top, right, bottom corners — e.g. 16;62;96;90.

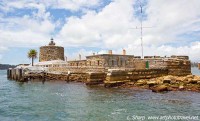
111;108;127;115
54;92;66;97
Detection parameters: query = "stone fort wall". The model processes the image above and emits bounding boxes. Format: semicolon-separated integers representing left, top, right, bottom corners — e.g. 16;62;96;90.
39;46;64;62
144;56;191;76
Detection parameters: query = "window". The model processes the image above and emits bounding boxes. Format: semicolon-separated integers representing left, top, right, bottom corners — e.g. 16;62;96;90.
112;60;114;66
97;60;100;66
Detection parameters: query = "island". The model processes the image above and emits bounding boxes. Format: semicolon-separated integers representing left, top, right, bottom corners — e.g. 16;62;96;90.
7;39;200;93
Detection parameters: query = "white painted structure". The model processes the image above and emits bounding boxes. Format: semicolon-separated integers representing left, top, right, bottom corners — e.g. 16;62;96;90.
34;60;67;68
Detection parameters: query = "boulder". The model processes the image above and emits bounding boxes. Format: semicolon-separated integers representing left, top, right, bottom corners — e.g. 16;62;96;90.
187;78;192;82
156;80;163;84
176;77;183;82
136;80;147;86
137;79;147;84
151;85;168;93
182;77;188;82
179;85;184;90
186;75;194;79
127;82;135;85
189;79;198;84
170;80;177;84
163;77;171;84
147;80;157;87
193;75;200;80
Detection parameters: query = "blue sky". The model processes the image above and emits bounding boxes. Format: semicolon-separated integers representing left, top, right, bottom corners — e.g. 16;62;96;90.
0;0;200;65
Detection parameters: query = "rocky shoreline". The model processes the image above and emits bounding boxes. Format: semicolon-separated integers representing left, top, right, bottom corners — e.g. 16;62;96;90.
118;75;200;93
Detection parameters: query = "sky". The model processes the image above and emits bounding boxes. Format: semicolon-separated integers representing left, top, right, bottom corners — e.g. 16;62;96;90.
0;0;200;65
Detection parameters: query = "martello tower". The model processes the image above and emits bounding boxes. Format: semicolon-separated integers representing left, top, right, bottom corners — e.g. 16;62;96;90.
39;38;64;62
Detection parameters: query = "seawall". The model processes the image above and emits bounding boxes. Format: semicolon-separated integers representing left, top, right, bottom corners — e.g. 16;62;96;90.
7;67;191;85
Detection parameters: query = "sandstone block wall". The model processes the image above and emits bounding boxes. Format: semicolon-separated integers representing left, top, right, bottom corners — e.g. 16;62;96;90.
39;46;64;62
145;56;191;76
45;73;87;82
132;60;146;69
166;60;191;76
86;72;106;85
48;66;105;73
68;60;87;67
147;59;168;69
86;54;139;68
106;69;168;82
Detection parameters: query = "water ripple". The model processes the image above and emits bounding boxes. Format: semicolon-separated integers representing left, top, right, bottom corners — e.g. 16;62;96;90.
0;70;200;121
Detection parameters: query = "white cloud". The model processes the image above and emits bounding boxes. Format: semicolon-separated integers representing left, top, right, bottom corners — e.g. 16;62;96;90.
0;2;56;47
49;0;100;11
0;0;101;12
67;41;200;62
0;0;200;62
142;0;200;45
0;0;102;48
57;0;137;48
57;0;200;61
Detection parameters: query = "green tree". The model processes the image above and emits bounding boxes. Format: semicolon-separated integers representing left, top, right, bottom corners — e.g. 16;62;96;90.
28;49;38;66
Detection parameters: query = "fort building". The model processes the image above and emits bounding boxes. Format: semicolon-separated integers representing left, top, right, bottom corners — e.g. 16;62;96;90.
67;50;146;69
8;40;193;89
39;38;64;62
35;40;191;76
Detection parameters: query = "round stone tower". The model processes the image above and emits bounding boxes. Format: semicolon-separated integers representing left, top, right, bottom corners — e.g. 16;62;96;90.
39;38;64;62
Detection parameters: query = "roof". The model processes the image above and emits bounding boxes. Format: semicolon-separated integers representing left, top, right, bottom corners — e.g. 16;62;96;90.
15;64;31;69
67;60;87;62
86;54;135;58
35;60;67;65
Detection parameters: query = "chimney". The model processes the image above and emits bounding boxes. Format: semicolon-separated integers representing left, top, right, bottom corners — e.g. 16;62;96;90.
79;54;81;60
123;49;126;55
108;50;112;55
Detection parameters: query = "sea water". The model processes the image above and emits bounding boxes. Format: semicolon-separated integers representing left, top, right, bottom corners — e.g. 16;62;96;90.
0;68;200;121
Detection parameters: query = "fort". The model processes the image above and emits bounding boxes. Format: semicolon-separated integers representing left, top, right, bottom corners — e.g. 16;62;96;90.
8;39;200;93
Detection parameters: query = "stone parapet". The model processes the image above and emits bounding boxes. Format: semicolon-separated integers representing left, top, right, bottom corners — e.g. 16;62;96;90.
166;59;191;76
48;66;105;73
106;69;169;82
